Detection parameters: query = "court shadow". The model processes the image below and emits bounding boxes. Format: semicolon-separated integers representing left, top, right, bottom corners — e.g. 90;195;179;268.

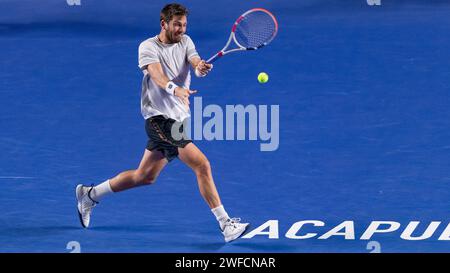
185;242;227;252
228;241;302;252
0;225;80;237
90;224;171;233
0;22;145;37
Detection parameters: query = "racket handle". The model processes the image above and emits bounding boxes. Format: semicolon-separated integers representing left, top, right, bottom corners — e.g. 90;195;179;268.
206;51;223;64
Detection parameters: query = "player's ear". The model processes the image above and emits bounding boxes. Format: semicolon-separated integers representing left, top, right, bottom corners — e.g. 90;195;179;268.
160;20;167;30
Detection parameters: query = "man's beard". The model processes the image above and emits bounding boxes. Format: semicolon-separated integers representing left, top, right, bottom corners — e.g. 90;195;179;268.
166;31;182;43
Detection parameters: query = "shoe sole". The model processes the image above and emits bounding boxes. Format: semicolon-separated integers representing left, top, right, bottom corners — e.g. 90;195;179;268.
76;184;88;228
225;223;250;243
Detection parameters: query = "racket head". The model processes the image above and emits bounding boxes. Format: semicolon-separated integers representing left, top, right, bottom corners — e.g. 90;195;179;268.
232;8;278;50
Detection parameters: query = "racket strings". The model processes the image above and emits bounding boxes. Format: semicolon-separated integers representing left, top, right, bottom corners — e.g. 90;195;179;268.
234;11;277;49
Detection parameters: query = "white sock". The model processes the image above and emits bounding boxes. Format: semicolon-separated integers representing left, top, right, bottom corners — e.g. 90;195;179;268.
211;205;230;230
90;179;113;202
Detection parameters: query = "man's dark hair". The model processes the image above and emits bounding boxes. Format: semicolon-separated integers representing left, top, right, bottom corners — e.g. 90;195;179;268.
160;3;189;23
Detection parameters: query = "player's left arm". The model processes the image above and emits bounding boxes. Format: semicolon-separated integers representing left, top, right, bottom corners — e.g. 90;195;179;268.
189;56;213;77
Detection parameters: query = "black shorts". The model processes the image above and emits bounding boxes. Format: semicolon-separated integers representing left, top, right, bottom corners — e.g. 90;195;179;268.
145;115;192;162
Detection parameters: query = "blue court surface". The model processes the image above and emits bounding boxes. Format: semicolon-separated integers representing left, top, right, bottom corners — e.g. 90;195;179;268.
1;0;450;253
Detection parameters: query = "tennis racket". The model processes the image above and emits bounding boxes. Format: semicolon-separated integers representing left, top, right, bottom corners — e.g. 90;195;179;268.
206;8;278;63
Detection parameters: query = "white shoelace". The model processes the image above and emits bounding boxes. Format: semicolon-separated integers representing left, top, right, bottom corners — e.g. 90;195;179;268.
225;218;242;228
81;197;96;213
81;187;98;213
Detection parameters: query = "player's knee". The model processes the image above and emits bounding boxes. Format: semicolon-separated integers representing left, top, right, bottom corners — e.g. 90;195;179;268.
134;170;157;185
195;159;211;176
142;175;157;185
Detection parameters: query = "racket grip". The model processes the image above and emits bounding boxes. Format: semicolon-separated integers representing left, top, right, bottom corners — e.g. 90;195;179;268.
206;51;223;64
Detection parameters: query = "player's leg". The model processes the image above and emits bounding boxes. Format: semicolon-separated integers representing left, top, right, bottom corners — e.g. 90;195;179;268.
76;148;167;228
177;142;221;209
109;149;168;192
84;148;168;200
177;143;249;242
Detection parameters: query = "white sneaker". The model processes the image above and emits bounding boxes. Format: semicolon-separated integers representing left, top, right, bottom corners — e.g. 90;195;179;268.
221;218;249;242
76;184;98;228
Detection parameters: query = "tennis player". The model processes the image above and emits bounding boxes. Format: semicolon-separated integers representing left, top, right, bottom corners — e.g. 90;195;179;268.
75;3;249;242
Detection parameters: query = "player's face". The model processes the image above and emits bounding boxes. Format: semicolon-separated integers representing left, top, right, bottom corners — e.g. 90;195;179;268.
165;15;187;43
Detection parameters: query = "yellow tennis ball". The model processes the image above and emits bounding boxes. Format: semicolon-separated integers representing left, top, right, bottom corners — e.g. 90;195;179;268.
258;72;269;83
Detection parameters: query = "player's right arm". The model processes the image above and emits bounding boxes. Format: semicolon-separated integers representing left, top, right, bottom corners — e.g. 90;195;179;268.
145;63;197;105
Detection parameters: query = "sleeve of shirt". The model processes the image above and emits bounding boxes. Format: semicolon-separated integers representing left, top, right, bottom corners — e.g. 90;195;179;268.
186;35;200;61
138;41;159;70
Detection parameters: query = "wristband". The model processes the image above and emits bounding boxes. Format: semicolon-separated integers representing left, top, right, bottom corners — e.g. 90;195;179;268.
165;81;178;95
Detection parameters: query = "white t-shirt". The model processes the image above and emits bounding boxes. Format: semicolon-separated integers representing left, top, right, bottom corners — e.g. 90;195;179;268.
138;34;199;122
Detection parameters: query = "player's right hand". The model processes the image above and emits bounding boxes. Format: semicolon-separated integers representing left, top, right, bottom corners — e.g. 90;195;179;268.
197;60;213;76
174;87;197;106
